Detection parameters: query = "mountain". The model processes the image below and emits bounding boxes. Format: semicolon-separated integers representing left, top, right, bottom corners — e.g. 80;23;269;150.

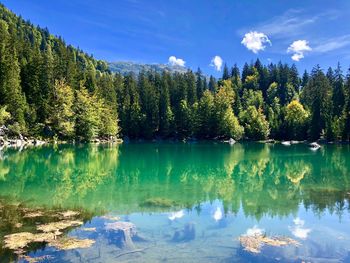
108;61;188;75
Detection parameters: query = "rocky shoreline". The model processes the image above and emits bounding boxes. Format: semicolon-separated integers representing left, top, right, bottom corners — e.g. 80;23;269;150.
0;125;342;150
0;125;123;149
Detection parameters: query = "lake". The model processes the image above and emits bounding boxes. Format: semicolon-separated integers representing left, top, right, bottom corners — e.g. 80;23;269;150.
0;142;350;262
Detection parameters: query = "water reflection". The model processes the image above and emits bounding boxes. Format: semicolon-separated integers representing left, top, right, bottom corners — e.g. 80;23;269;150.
0;143;349;218
0;142;349;262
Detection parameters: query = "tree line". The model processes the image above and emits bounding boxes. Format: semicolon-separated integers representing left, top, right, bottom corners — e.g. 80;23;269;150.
0;3;350;142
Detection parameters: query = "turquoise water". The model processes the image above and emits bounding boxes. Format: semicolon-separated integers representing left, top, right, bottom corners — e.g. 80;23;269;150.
0;142;350;262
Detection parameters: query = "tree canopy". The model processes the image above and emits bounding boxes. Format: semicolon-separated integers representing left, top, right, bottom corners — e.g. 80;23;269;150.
1;3;350;142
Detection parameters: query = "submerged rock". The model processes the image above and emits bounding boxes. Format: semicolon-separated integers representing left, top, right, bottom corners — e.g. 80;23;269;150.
59;210;80;218
140;197;178;208
105;221;136;232
4;232;56;250
37;220;83;233
172;222;196;242
81;227;96;232
48;237;95;250
18;255;53;263
239;233;300;253
105;221;137;249
101;215;121;221
0;199;92;259
23;211;44;218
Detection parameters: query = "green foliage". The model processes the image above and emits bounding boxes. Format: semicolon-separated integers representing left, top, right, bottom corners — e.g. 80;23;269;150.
219;108;244;139
214;80;244;139
285;100;309;139
243;67;259;90
332;63;345;117
267;97;282;139
195;90;215;138
138;72;159;138
240;106;270;140
74;88;101;141
74;87;118;141
0;20;27;132
0;105;10;125
242;89;264;109
176;99;193;138
301;66;333;140
97;99;119;137
331;116;344;141
1;2;350;142
267;82;278;104
48;79;75;138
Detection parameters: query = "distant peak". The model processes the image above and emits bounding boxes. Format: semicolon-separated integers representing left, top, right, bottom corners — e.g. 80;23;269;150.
108;61;188;75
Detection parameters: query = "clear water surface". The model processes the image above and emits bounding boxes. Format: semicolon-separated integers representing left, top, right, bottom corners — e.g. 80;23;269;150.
0;142;350;262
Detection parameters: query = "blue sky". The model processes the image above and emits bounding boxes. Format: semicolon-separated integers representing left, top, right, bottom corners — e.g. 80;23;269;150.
2;0;350;76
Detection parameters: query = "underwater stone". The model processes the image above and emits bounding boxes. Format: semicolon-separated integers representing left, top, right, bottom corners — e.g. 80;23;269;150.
239;233;300;253
105;221;137;250
172;222;196;242
48;237;95;250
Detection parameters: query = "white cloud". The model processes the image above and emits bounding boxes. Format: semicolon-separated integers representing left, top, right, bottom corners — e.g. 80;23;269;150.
288;217;311;239
245;225;265;236
254;10;316;38
210;56;223;71
168;56;185;67
241;31;271;53
313;34;350;53
287;40;312;61
168;210;185;221
242;9;339;39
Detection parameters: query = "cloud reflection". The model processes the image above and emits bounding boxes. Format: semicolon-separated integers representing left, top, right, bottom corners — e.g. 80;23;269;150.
213;207;223;221
245;225;265;236
168;210;185;221
289;217;311;239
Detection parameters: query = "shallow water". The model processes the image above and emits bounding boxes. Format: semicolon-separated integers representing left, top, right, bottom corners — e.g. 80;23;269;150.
0;142;350;262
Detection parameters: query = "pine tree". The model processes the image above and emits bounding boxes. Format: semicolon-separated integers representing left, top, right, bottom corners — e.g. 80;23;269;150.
196;90;215;138
186;70;197;105
159;72;174;137
38;44;54;122
0;20;27;132
231;64;241;86
332;62;345;117
326;67;335;85
196;67;204;98
342;68;350;141
208;75;217;92
138;71;159;138
302;65;332;140
289;64;300;93
222;63;230;80
3;46;27;132
301;70;309;89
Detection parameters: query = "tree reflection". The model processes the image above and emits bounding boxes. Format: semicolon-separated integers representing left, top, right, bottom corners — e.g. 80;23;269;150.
0;143;349;219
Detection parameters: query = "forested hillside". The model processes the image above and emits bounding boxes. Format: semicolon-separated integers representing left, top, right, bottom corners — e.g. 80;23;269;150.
108;61;188;75
0;3;350;142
